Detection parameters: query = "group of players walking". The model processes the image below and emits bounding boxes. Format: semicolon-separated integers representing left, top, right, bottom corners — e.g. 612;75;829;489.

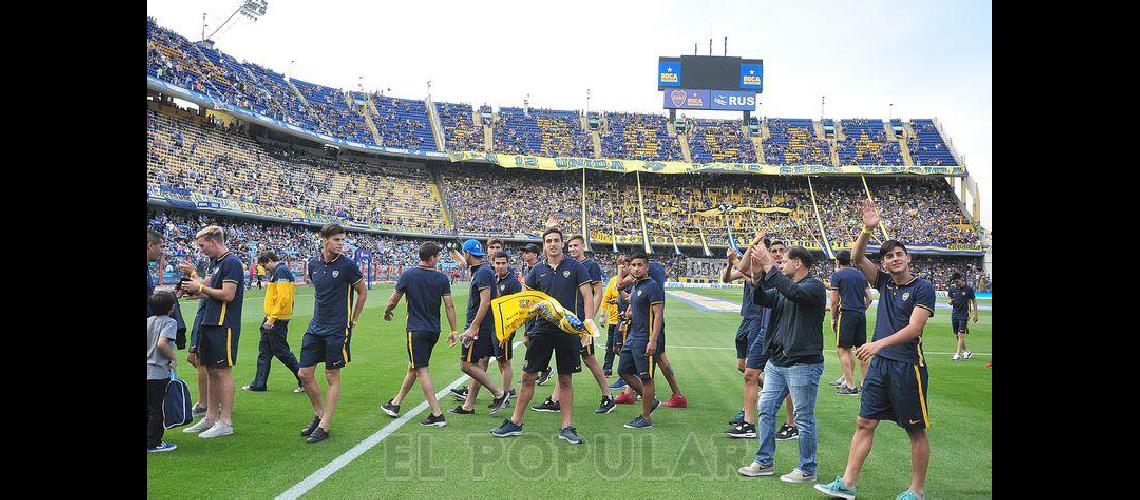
157;199;980;500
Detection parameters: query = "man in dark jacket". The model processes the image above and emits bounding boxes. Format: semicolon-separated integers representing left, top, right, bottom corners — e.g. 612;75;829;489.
737;238;827;486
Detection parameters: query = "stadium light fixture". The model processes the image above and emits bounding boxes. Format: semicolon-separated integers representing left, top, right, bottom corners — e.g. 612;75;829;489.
204;0;269;42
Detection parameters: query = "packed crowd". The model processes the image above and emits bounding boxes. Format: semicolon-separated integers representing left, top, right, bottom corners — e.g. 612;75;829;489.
147;106;448;232
437;163;583;237
763;118;832;165
149;19;961;167
436;102;484;151
688;119;756;163
600;112;684;161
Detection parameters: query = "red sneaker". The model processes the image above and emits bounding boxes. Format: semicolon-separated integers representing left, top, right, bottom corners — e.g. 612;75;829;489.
613;392;636;405
662;394;687;408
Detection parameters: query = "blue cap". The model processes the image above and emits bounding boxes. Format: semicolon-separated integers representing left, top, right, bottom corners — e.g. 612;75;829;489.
461;239;485;257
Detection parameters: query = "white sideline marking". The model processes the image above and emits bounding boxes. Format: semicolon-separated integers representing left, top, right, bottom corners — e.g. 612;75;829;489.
276;340;522;500
668;345;992;356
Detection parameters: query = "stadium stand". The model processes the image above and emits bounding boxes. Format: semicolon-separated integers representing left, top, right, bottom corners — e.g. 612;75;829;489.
687;119;756;163
763;118;831;165
436;163;582;238
838;119;904;165
147;106;447;232
435;102;484;151
370;95;437;151
908;119;958;165
599;112;684;161
494;107;592;157
290;79;374;143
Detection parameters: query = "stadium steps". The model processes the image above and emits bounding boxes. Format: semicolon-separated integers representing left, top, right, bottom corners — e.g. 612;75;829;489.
897;134;915;166
814;121;826;140
347;91;382;145
746;123;764;164
581;116;601;158
472;108;482;127
806;177;835;259
425;166;455;230
634;172;653;254
677;129;693;163
425;97;447;151
286;80;309;106
485;113;496;152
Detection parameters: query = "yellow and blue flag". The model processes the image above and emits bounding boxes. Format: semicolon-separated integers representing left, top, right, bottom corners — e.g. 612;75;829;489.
490;290;599;343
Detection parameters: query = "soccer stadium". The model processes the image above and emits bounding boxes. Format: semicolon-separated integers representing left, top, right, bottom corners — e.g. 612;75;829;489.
147;3;991;498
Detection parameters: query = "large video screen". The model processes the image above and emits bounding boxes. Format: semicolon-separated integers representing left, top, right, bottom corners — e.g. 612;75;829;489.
657;55;763;92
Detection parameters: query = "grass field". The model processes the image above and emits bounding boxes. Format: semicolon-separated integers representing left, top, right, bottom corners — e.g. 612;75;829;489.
147;283;992;499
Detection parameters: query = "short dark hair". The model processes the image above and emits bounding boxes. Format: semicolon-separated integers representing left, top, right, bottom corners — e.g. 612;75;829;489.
785;246;814;268
835;250;851;266
419;242;442;262
629;253;649;264
319;223;346;239
487;238;503;248
952;272;963;281
542;227;563;242
879;240;908;258
149;291;177;317
258;252;279;264
147;229;164;245
492;251;510;262
567;235;585;245
769;239;786;249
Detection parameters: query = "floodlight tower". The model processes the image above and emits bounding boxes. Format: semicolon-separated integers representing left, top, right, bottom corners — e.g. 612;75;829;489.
202;0;269;43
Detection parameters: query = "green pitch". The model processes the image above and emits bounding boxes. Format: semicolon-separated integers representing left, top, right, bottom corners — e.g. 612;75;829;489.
147;284;992;498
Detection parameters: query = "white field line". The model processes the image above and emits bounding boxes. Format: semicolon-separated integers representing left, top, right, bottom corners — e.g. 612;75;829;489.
276;340;522;500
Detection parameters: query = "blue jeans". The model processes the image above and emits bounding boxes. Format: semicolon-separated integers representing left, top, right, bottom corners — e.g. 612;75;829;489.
754;360;824;475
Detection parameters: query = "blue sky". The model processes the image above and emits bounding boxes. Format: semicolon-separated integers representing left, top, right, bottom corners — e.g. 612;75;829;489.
148;0;992;229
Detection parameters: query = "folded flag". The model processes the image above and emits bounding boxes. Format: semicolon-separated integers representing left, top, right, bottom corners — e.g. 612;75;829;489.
490;290;599;343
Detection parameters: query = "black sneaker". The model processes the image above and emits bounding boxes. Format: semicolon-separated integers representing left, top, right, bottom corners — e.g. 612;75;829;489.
595;394;616;414
650;398;661;414
532;396;560;413
726;422;757;438
487;394;513;409
491;418;523;437
836;386;860;396
448;406;474;415
829;377;846;387
536;366;553;386
489;392;510;415
300;415;321;437
450;387;469;401
775;424;799;440
380;399;400;418
559;426;584;445
507;389;517;398
306;427;330;444
624;415;653;429
729;411;746;426
421;413;447;427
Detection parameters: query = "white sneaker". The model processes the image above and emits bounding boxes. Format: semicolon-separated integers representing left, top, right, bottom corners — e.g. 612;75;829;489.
964;350;973;359
952;354;961;361
780;467;816;483
183;418;216;433
199;422;234;438
738;462;775;477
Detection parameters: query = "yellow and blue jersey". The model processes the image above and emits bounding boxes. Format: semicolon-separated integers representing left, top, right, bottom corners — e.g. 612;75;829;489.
199;251;244;330
306;253;364;336
263;262;296;321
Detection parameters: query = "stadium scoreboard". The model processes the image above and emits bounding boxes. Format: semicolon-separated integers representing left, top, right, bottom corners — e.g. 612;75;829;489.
658;55;762;111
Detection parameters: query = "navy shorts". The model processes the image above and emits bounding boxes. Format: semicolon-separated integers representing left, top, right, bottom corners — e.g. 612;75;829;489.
300;332;350;369
617;338;659;380
461;331;496;363
407;330;439;369
493;332;515;361
744;327;769;370
836;310;868;348
605;323;620;353
735;317;764;359
952;316;969;335
860;356;931;430
197;325;239;368
523;331;582;375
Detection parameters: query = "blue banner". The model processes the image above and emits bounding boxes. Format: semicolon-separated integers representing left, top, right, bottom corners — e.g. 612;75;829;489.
710;90;756;110
658;61;681;87
740;63;764;91
663;89;710;109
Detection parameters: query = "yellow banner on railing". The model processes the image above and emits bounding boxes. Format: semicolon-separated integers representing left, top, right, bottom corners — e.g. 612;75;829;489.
445;150;967;177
